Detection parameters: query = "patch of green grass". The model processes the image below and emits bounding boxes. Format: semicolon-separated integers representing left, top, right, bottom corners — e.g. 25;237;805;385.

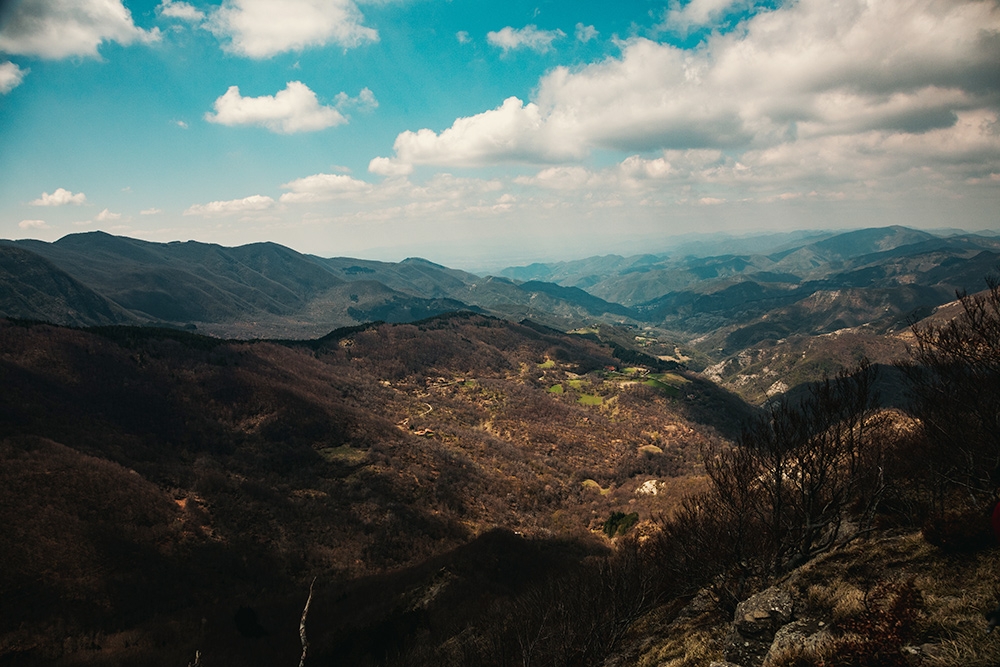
581;479;610;495
643;378;681;397
578;393;603;406
603;511;640;537
548;384;564;394
659;372;690;385
317;445;367;465
567;379;586;389
538;359;556;369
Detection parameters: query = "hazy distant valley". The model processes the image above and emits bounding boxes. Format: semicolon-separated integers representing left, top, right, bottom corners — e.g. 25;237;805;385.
2;225;999;666
3;225;998;403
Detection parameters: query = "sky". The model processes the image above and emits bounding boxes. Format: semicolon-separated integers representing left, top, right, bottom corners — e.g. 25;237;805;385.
0;0;998;269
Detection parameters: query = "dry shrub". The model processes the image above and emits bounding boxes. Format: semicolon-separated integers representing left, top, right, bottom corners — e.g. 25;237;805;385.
766;644;822;667
821;580;923;667
921;507;996;553
806;581;865;625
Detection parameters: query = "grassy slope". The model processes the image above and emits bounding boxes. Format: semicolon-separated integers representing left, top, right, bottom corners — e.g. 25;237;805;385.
623;532;1000;667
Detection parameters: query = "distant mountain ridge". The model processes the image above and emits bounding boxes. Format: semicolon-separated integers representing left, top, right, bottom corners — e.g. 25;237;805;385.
1;227;997;347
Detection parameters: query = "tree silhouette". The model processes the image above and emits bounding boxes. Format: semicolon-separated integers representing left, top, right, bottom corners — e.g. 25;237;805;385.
901;275;1000;509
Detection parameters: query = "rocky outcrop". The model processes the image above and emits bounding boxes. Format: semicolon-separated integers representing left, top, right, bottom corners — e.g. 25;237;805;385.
723;585;794;666
718;583;835;667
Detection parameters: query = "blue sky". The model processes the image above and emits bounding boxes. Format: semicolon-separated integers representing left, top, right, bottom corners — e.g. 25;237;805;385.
1;0;998;268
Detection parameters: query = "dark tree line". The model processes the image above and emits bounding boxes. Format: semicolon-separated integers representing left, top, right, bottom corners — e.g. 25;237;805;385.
900;276;1000;511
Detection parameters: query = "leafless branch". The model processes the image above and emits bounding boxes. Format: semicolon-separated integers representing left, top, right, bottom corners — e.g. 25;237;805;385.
299;577;316;667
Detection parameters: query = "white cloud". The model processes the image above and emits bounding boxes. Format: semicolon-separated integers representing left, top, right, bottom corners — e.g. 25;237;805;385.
30;188;87;206
279;172;372;203
660;0;749;34
205;81;347;133
456;30;471;44
487;25;565;54
380;96;584;168
174;119;189;129
379;0;1000;195
140;208;164;215
18;219;48;230
0;0;160;59
368;156;413;177
575;23;598;43
158;0;205;22
335;87;378;112
0;61;27;94
95;208;121;221
184;195;275;216
207;0;378;58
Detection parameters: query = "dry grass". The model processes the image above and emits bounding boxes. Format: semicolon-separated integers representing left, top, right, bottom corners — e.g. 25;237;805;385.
635;617;725;667
785;533;1000;667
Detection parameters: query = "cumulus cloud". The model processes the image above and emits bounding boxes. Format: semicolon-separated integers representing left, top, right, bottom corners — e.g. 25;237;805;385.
158;0;205;22
184;195;275;216
368;156;413;177
207;0;378;58
140;208;163;215
456;30;471;44
379;0;1000;194
378;96;584;168
0;61;27;94
279;172;372;203
30;188;87;206
18;219;48;230
487;25;565;53
205;81;347;133
95;208;121;221
575;23;598;43
0;0;160;59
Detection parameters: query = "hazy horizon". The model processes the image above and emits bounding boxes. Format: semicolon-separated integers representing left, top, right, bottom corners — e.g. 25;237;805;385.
1;0;998;267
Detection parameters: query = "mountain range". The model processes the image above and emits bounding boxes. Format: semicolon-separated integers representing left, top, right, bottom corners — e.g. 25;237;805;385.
2;225;999;665
2;225;997;403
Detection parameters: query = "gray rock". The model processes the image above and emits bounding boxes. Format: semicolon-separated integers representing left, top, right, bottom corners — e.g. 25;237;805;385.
733;586;794;637
723;624;772;667
724;585;796;667
762;619;830;666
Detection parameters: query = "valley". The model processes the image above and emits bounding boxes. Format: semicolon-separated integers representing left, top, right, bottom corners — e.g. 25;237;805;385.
1;225;999;666
3;225;998;404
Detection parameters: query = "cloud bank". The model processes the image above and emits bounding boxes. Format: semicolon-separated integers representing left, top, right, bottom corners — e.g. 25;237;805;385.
374;0;1000;195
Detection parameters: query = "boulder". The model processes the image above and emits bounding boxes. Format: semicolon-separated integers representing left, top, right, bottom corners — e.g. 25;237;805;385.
724;585;795;666
733;586;794;637
762;619;830;667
